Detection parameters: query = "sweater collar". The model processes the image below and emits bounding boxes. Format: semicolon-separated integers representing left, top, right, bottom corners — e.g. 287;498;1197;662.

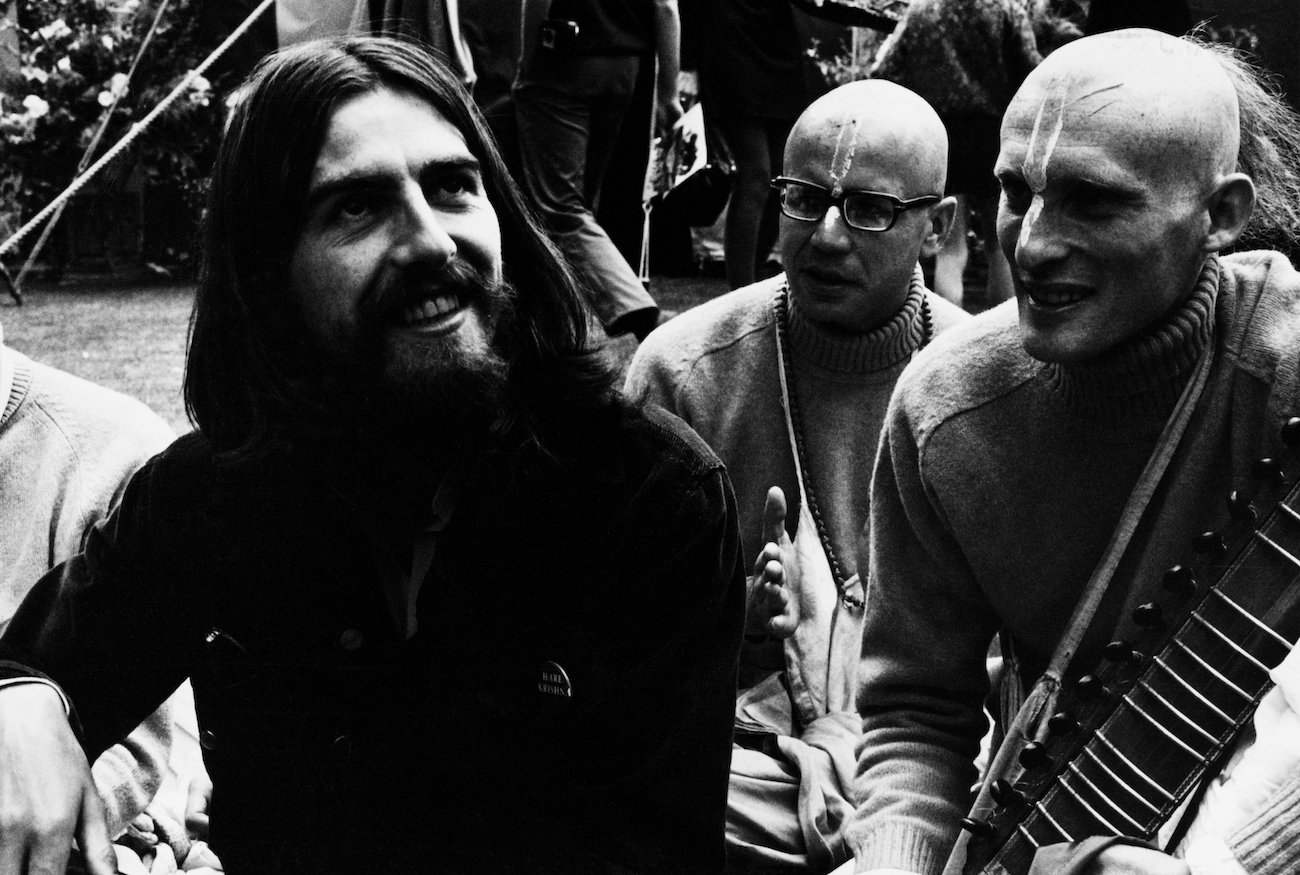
0;324;31;428
784;267;929;373
1042;256;1219;422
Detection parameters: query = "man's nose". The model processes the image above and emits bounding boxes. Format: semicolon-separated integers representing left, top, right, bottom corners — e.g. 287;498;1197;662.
811;204;853;251
392;186;457;267
1013;196;1067;275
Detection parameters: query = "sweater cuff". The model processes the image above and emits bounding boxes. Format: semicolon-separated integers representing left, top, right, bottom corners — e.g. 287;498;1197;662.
850;821;950;875
0;676;71;715
1228;773;1300;875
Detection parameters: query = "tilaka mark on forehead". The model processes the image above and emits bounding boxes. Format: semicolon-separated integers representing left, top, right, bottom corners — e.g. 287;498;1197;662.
828;112;862;198
1022;79;1069;194
1022;80;1123;191
1017;79;1121;245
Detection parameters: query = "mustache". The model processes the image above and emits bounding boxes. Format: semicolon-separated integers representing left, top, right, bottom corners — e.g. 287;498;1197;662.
360;258;505;322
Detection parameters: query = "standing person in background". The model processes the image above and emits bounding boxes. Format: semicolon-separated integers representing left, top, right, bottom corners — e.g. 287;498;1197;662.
513;0;681;342
873;0;1072;309
1086;0;1191;36
697;0;812;291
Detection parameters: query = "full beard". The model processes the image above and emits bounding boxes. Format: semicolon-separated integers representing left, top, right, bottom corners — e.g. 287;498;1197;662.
332;258;518;457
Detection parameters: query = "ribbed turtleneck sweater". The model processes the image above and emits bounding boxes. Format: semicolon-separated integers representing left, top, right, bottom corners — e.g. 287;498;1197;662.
851;252;1300;875
625;271;969;589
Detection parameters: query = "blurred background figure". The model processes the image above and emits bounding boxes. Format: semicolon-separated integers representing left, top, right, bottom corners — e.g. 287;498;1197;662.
1086;0;1191;35
697;0;813;290
512;0;682;342
872;0;1082;310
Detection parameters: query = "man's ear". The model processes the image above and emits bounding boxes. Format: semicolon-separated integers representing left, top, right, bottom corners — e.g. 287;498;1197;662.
920;195;959;259
1202;172;1256;253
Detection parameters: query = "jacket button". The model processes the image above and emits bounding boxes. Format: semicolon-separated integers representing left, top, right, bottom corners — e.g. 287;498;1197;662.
200;729;218;750
339;629;364;651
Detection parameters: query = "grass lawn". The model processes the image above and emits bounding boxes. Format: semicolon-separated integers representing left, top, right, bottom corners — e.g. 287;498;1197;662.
1;273;729;436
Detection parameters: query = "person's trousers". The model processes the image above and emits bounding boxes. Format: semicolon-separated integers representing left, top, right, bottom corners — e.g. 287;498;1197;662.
514;53;658;327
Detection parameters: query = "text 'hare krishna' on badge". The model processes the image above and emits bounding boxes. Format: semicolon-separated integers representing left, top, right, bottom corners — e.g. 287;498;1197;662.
538;661;572;698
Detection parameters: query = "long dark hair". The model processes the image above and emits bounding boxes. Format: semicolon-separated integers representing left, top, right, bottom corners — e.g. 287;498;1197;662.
185;35;615;461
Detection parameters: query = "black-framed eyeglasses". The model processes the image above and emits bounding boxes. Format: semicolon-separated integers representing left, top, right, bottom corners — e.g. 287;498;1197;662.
771;176;941;232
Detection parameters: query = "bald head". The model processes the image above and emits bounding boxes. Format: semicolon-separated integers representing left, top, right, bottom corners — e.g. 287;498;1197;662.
785;79;949;198
1005;29;1241;192
994;29;1260;364
778;79;955;334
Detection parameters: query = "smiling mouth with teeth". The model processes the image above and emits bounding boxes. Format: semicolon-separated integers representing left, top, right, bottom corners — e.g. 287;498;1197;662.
397;294;464;326
1026;284;1093;308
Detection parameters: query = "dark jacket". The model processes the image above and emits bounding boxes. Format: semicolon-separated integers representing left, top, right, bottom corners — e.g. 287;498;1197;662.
0;401;746;874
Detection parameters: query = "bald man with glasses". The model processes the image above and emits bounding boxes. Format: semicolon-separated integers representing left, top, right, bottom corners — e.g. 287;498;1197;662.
625;79;968;872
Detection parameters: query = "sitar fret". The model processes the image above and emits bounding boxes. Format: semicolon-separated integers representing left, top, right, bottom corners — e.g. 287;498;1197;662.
1188;611;1271;674
1054;773;1124;835
1134;679;1219;745
1151;655;1235;726
1119;692;1204;759
1254;527;1300;571
1064;761;1146;832
1169;639;1254;702
1080;746;1162;815
1092;730;1175;802
1207;588;1294;651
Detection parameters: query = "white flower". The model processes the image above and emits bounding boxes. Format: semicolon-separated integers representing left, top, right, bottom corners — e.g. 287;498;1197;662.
56;57;72;74
22;95;50;119
38;19;72;41
102;35;115;51
97;90;114;108
24;67;49;85
188;74;211;93
109;72;130;97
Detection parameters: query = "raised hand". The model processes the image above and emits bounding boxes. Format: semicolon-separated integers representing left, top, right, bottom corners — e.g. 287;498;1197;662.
746;486;801;640
0;684;115;875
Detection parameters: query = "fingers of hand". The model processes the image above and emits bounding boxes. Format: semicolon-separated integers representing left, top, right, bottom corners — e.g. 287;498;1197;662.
761;486;787;545
75;785;116;875
751;542;783;580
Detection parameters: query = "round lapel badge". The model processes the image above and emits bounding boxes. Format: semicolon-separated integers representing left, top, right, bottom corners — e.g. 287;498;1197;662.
538;660;572;698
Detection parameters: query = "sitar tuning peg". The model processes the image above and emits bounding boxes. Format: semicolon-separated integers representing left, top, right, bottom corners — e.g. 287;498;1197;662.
1226;490;1257;522
991;778;1028;807
1162;565;1197;595
1252;457;1285;484
1047;711;1079;735
1281;416;1300;447
1132;602;1164;627
1193;531;1227;555
1104;639;1139;663
1019;741;1050;770
961;817;995;839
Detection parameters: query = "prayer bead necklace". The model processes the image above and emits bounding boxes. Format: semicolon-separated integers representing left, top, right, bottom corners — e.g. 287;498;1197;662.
774;285;931;607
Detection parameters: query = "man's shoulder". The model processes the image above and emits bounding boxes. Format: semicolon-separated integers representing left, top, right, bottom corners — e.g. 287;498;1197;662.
16;354;174;456
618;399;727;482
925;291;973;337
893;299;1034;430
1221;250;1300;363
627;278;778;384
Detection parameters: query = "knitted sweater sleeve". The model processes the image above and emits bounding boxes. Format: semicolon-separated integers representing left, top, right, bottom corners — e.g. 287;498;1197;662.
848;389;1000;875
622;338;686;417
90;697;172;838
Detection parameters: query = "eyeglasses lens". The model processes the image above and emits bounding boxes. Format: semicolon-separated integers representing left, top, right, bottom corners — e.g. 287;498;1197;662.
781;182;825;221
843;194;894;231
